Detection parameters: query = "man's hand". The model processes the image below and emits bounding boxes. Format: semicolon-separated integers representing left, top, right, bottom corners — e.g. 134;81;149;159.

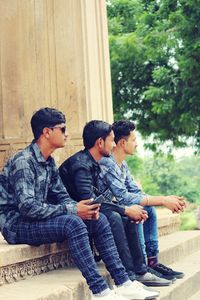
163;195;187;213
77;199;100;220
125;205;148;222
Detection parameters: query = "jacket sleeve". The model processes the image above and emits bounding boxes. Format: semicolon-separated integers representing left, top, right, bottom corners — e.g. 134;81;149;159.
70;164;95;200
70;163;127;215
100;202;125;216
47;164;77;215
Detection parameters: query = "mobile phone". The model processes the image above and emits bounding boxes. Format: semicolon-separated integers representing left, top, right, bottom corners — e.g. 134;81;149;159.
89;195;105;205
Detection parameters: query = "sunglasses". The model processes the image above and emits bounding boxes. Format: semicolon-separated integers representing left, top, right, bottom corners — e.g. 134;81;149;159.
49;125;66;134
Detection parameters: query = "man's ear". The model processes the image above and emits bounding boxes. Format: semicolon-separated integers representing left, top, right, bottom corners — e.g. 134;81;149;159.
43;127;51;138
96;137;103;149
119;138;126;147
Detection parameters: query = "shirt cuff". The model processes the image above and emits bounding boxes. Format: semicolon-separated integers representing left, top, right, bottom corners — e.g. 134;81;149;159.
66;203;77;215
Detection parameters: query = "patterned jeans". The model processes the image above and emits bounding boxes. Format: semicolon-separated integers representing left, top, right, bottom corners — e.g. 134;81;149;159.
15;213;129;294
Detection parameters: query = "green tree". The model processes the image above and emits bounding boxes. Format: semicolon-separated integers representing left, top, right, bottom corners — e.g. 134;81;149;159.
126;154;200;204
107;0;200;151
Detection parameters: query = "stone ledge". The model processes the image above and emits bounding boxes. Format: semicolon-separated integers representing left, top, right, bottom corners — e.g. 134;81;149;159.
159;249;200;300
1;244;200;300
157;208;181;237
0;210;181;286
158;230;200;266
0;235;74;286
0;236;71;267
0;265;110;300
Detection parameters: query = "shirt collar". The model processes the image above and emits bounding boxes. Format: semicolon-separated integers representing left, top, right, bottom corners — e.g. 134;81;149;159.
84;149;100;167
110;153;126;169
31;141;53;164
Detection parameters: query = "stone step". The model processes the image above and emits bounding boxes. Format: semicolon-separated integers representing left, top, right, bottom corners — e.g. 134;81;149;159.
156;209;181;237
188;290;200;300
1;246;200;300
0;264;108;300
0;210;181;285
158;230;200;266
0;267;89;300
159;249;200;300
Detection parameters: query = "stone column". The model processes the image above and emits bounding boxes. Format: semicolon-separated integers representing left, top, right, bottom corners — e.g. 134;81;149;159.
0;0;113;168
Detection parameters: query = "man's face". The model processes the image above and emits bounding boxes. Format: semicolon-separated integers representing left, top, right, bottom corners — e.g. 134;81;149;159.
100;130;116;157
48;123;68;149
123;131;138;155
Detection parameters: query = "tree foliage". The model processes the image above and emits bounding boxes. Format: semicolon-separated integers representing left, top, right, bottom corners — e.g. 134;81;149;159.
107;0;200;151
127;154;200;204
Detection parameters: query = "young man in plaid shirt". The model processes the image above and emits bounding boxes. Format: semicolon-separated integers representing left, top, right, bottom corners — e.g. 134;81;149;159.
0;108;158;300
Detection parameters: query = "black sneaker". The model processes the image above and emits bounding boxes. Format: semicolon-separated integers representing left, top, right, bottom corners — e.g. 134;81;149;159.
148;266;176;282
153;263;184;279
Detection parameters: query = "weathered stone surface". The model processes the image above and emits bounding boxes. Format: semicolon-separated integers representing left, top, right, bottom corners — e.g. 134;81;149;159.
0;234;74;285
1;236;200;299
159;250;200;300
0;209;183;286
158;230;200;266
0;0;113;170
157;209;181;237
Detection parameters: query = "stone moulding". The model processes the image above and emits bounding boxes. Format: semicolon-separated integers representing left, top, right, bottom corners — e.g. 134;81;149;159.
0;251;74;286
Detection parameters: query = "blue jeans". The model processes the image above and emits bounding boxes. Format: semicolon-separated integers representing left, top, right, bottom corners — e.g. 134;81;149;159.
13;213;129;294
137;206;159;261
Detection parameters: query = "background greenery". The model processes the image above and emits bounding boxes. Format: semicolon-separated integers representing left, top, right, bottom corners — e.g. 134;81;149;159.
126;153;200;230
107;0;200;228
126;154;200;204
107;0;200;152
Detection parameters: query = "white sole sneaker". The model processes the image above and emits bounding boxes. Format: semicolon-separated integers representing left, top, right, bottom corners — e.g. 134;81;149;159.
113;280;159;300
91;290;128;300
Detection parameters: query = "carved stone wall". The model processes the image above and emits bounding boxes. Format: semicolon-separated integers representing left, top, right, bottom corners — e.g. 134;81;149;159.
0;251;74;286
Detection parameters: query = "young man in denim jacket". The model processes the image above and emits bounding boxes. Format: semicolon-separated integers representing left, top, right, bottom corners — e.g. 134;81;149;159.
99;120;186;280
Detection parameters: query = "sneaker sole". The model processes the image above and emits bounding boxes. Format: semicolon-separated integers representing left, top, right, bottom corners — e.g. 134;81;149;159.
133;296;159;300
138;281;171;287
126;297;159;300
175;274;185;279
163;276;176;282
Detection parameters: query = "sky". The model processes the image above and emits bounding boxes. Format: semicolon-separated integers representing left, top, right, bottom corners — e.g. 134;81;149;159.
136;131;195;159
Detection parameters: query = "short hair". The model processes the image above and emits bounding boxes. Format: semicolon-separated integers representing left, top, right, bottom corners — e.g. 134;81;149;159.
112;120;135;144
83;120;112;149
31;107;66;140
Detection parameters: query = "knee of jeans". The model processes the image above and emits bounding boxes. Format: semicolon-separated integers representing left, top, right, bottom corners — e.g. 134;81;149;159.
107;211;122;224
145;206;157;218
94;212;112;232
63;215;87;237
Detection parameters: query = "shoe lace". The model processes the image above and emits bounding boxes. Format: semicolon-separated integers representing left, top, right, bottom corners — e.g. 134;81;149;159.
157;263;173;273
145;272;158;280
147;266;163;278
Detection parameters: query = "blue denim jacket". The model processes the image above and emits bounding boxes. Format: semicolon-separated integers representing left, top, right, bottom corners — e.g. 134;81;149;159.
99;155;146;206
0;141;77;243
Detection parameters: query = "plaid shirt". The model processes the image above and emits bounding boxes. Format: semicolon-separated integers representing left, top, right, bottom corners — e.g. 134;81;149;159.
0;141;77;243
99;155;146;206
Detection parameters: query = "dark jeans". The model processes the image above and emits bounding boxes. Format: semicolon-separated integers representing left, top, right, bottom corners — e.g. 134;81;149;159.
100;204;147;277
6;213;129;294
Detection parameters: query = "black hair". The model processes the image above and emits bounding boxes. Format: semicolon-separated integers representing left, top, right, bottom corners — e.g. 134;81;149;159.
83;120;112;149
112;120;135;144
31;107;66;140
